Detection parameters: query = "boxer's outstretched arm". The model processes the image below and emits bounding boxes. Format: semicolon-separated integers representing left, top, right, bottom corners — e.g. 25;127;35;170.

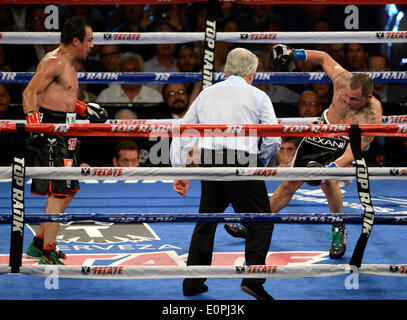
305;50;351;81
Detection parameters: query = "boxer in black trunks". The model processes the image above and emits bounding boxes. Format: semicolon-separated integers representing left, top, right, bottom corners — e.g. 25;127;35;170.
23;17;107;264
267;45;382;259
294;109;349;171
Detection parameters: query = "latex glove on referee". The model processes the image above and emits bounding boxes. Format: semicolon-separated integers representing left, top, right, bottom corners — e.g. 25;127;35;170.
75;99;108;123
270;44;307;69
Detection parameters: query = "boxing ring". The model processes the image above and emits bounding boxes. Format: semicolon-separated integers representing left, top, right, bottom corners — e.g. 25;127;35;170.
0;1;407;306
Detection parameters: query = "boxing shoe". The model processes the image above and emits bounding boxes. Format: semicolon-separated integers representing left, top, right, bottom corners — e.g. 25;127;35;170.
26;237;67;260
224;224;247;239
38;243;65;265
183;279;208;296
329;223;347;259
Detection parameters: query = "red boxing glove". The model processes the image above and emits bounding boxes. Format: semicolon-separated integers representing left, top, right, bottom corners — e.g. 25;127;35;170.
25;111;41;124
75;99;87;116
75;99;108;122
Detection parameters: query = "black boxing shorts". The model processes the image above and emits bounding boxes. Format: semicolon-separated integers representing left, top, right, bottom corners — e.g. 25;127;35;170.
28;107;80;197
293;109;349;168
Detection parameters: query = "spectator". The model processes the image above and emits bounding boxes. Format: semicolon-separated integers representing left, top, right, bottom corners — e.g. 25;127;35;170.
114;108;138;120
311;19;331;52
100;45;123;72
97;52;163;103
329;43;346;67
187;3;208;32
345;43;368;71
162;83;190;118
367;52;407;102
144;24;179;92
146;4;187;32
112;140;140;167
8;5;47;71
113;5;154;61
214;17;239;72
176;45;199;73
268;137;299;167
297;90;323;118
69;5;106;32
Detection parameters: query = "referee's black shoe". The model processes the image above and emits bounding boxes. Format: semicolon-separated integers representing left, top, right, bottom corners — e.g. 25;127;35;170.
329;223;347;259
183;279;208;296
224;224;247;239
241;283;274;300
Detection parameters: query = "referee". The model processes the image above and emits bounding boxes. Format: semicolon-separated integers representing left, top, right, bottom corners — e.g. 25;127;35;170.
170;48;281;300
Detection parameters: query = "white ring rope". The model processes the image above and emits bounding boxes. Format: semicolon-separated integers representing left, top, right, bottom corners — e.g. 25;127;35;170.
0;31;405;44
0;264;403;279
1;166;406;181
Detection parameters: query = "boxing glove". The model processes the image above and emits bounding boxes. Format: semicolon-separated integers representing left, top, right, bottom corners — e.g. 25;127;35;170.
25;111;41;124
75;100;108;123
25;111;44;151
270;44;307;69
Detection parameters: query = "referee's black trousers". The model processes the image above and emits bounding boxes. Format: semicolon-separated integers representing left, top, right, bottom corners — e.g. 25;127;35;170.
183;149;274;292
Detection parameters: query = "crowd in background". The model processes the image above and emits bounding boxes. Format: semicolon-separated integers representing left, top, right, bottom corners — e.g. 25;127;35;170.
0;3;407;168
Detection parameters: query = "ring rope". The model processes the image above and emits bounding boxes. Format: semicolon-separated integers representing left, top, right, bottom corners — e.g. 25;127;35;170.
1;212;406;225
0;31;406;45
0;167;406;181
1;71;406;84
3;115;407;125
1;123;407;137
0;264;405;279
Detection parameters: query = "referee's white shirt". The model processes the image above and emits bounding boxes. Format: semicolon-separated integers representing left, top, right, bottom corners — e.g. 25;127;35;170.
170;75;281;167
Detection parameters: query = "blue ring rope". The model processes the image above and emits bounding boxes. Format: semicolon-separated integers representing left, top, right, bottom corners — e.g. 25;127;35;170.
1;72;406;84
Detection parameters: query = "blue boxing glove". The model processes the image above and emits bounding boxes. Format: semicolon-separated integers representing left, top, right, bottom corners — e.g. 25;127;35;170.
327;162;338;168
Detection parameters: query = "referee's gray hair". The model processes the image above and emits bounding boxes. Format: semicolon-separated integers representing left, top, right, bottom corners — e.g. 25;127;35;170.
224;48;258;77
116;52;144;72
